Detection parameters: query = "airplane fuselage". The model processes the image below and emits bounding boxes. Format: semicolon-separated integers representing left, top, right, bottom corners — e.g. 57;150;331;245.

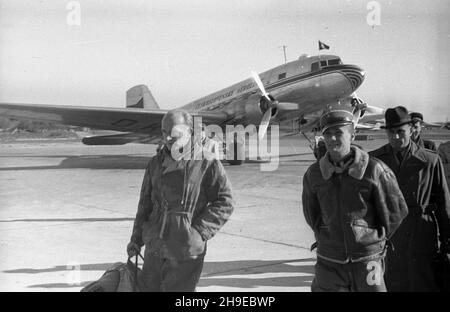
182;54;365;126
0;53;367;146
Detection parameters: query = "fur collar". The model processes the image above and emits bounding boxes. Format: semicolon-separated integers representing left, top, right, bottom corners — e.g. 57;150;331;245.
319;146;369;180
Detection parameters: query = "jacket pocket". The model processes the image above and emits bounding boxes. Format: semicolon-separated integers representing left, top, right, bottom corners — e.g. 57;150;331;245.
188;226;206;256
317;225;339;245
166;213;206;257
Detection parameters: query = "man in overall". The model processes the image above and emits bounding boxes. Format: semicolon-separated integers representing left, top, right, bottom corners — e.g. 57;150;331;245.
302;109;408;292
127;109;234;291
409;111;437;151
370;106;450;291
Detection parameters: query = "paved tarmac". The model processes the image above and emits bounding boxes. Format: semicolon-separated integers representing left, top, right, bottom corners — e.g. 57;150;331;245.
0;135;447;292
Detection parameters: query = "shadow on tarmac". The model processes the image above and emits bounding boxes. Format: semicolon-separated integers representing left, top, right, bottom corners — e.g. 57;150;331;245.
4;259;315;290
28;281;93;289
4;263;117;274
0;152;313;171
0;155;151;170
0;217;135;223
198;259;314;289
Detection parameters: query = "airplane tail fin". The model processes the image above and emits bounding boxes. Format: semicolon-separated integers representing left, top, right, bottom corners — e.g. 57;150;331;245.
126;84;160;110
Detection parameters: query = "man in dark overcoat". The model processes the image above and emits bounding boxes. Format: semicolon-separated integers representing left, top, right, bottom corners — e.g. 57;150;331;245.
370;106;450;291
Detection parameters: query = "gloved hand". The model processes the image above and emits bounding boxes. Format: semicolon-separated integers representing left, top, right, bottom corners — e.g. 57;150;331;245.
127;241;141;258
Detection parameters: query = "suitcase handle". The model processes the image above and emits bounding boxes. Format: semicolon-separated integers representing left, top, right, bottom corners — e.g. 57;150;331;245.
127;252;144;292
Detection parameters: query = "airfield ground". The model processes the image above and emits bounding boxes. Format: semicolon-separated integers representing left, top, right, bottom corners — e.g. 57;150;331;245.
1;133;449;292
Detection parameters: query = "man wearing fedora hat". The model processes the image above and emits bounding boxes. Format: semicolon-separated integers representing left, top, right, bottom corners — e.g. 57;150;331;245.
370;106;450;292
409;111;437;151
302;109;408;292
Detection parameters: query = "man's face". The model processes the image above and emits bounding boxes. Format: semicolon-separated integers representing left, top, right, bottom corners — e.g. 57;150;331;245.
411;120;422;140
161;113;191;151
386;123;412;151
323;124;354;161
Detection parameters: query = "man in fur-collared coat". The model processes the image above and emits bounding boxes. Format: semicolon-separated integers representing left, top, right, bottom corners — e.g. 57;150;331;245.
302;109;408;292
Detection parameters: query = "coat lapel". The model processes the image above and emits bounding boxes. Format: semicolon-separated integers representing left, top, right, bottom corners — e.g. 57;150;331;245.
378;145;400;173
400;142;427;180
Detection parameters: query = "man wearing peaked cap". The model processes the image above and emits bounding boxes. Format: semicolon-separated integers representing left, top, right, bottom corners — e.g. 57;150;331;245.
370;106;450;292
312;110;355;161
319;109;354;133
410;111;423;123
302;109;408;292
409;111;437;151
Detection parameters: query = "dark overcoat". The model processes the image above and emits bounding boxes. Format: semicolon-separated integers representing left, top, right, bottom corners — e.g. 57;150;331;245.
414;136;437;152
370;142;450;291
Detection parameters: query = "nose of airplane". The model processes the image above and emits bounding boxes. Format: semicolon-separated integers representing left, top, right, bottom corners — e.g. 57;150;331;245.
340;65;365;91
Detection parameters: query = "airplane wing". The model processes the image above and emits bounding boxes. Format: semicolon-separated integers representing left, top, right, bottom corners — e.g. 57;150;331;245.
80;132;162;145
355;122;382;130
0;102;228;138
423;121;450;129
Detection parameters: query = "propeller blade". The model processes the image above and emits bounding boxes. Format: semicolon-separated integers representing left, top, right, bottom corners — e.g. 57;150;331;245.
365;105;385;115
258;108;272;141
277;102;299;111
251;70;270;101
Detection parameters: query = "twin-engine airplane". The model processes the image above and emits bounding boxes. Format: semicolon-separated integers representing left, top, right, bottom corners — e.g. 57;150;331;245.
0;53;383;163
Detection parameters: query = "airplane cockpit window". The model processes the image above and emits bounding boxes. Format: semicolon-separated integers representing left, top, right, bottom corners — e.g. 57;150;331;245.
311;62;320;72
327;59;341;66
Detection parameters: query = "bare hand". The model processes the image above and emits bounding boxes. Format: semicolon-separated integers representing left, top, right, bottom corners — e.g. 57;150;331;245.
127;241;141;258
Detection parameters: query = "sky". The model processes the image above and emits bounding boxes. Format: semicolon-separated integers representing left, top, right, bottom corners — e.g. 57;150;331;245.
1;0;449;121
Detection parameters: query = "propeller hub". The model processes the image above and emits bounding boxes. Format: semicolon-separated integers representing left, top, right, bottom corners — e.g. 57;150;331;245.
259;94;277;114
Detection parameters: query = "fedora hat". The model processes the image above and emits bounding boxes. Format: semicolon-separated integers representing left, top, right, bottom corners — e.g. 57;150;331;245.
381;106;412;129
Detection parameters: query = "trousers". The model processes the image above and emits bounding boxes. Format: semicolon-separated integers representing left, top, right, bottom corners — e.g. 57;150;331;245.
312;257;387;292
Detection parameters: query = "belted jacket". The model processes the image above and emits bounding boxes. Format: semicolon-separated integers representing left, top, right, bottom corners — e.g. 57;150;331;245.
302;146;408;263
130;146;234;260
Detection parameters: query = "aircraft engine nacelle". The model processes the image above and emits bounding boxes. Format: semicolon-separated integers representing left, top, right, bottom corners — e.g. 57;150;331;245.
244;95;278;124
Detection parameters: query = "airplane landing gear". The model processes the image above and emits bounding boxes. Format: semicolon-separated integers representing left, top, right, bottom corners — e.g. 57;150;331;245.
227;137;244;165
